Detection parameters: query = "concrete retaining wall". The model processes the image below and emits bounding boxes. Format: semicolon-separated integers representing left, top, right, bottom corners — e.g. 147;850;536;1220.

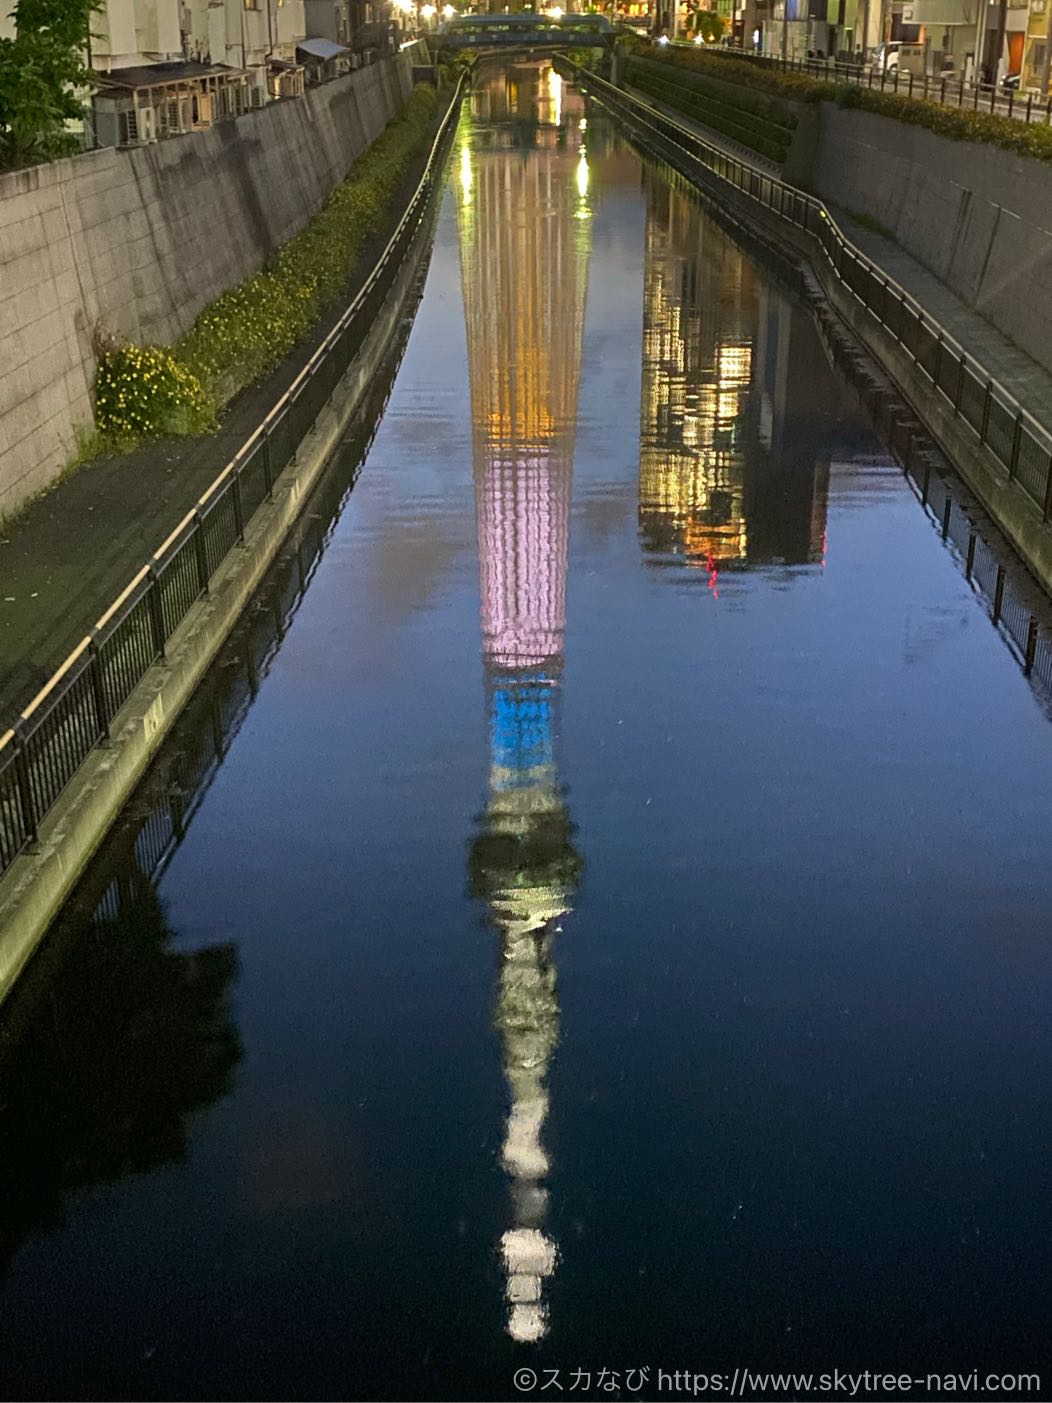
0;200;434;1004
809;104;1052;375
0;56;411;520
607;77;1052;596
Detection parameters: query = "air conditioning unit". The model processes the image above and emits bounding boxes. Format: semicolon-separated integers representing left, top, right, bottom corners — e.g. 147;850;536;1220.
137;105;159;142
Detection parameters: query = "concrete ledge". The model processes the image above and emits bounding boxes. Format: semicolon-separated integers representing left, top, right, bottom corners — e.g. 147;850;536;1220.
807;254;1052;590
0;215;435;1003
609;88;1052;595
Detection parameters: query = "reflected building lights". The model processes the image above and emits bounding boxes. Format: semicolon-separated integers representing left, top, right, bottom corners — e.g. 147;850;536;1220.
640;181;751;568
639;180;830;575
457;64;589;1346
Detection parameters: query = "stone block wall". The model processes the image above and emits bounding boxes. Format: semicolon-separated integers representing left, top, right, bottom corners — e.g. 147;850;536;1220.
0;55;411;519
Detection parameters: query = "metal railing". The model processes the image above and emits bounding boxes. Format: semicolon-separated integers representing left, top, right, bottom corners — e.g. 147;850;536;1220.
575;67;1052;655
680;44;1052;126
578;67;1052;502
897;415;1052;702
0;72;467;883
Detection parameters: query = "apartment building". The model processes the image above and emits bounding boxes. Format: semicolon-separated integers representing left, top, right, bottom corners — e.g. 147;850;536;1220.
88;0;307;143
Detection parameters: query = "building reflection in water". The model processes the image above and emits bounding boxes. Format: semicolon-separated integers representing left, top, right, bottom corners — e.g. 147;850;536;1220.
640;179;830;577
456;63;589;1345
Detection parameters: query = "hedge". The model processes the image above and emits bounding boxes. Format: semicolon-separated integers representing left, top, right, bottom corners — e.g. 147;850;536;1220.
626;58;794;162
635;42;1052;162
629;53;797;132
95;83;440;444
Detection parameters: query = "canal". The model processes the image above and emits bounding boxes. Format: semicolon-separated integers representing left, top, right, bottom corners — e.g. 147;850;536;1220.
1;63;1052;1401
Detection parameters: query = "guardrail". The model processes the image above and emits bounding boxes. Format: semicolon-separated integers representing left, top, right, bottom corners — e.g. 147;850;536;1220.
0;71;467;882
685;44;1052;126
574;64;1052;669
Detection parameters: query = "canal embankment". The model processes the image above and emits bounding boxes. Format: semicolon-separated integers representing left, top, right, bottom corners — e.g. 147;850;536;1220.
627;50;1052;376
0;84;453;723
0;55;412;519
0;78;465;1004
599;63;1052;598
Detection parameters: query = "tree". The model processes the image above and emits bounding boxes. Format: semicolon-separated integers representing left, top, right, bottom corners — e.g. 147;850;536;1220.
689;8;727;42
0;0;101;170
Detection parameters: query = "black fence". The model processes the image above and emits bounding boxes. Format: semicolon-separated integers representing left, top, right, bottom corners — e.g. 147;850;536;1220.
0;73;466;883
580;68;1052;515
578;65;1052;710
897;422;1052;704
690;44;1052;127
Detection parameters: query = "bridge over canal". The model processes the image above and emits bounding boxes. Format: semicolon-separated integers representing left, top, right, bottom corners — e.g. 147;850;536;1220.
435;11;616;52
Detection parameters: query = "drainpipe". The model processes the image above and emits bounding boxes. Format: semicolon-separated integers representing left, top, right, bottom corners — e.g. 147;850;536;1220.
85;20;97;148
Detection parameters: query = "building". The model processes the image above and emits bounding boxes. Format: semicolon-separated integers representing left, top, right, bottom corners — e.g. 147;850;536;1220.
303;0;376;44
2;0;310;146
1022;0;1052;90
12;0;400;143
971;0;1028;79
458;64;590;1349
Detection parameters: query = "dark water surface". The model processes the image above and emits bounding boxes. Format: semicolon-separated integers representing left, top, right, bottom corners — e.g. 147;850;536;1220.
2;66;1052;1401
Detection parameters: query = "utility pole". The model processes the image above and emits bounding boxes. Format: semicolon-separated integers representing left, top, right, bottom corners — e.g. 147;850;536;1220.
991;0;1007;81
781;0;788;57
972;0;986;83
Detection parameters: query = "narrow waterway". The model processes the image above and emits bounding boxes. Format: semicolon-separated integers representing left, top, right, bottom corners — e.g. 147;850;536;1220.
2;64;1052;1401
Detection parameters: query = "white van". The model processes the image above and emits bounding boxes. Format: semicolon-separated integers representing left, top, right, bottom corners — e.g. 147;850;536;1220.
871;41;926;75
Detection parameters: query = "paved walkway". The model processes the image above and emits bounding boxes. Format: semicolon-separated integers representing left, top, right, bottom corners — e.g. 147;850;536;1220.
831;212;1052;428
0;142;436;725
7;86;1052;731
630;79;1052;428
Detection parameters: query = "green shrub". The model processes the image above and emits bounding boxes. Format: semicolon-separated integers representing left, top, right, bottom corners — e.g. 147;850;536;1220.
95;344;213;440
629;52;797;128
94;83;440;447
178;82;438;396
626;58;793;162
633;40;1052;161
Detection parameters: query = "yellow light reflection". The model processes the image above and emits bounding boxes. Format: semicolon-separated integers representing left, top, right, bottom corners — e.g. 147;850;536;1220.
547;67;562;127
717;343;751;384
460;142;472;203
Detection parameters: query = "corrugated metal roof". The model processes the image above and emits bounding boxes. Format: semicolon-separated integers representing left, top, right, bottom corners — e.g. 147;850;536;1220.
296;37;350;60
98;61;242;89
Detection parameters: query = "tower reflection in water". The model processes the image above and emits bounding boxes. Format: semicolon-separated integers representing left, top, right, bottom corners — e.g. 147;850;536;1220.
456;64;590;1345
640;179;830;576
